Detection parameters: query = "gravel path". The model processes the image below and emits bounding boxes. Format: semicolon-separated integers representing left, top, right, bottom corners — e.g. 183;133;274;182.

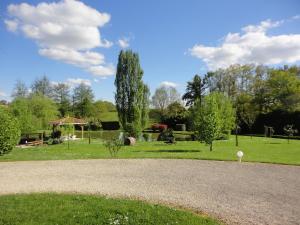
0;159;299;225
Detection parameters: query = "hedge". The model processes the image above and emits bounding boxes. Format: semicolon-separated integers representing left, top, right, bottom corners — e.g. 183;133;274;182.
101;121;120;130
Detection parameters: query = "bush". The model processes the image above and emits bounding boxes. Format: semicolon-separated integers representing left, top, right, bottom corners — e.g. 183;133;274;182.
152;124;168;132
124;123;141;138
101;121;120;130
157;128;175;142
142;133;152;142
104;138;123;157
175;124;186;131
0;108;21;155
51;130;62;139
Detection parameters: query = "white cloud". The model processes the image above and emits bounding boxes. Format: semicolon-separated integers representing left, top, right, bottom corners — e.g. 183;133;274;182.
160;81;179;88
66;78;91;87
88;64;115;77
189;18;300;70
39;48;105;67
5;0;114;77
4;19;18;32
118;38;130;48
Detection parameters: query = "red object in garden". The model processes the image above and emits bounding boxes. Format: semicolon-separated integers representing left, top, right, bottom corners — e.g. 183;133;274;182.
152;124;168;132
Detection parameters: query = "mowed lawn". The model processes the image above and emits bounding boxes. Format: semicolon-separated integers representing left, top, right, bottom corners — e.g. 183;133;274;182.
0;136;299;165
0;194;220;225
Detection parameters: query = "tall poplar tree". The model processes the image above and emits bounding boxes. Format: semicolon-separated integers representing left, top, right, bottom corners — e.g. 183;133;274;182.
115;50;148;137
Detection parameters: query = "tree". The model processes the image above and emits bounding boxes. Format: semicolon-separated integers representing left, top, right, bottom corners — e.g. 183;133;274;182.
265;69;300;112
141;84;150;130
30;94;59;129
182;74;208;106
152;86;181;114
52;83;71;117
12;80;28;98
31;75;53;98
236;93;258;138
73;83;94;118
115;50;146;137
10;97;37;133
213;92;235;138
0;107;21;155
194;94;222;151
162;101;187;129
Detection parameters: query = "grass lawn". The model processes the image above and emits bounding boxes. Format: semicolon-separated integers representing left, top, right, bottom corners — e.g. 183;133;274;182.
0;194;220;225
1;136;299;165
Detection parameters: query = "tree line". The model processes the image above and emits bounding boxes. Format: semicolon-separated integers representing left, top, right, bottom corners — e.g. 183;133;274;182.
8;76;116;133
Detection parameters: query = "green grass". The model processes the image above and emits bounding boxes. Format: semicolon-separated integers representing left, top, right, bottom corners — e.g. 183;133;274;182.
1;136;300;165
0;193;220;225
99;111;119;121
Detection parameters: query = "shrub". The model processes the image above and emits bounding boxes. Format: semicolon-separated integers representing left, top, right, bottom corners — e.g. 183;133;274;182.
142;133;152;142
152;124;167;132
104;138;123;157
124;123;141;138
0;108;21;155
157;128;175;142
101;121;120;130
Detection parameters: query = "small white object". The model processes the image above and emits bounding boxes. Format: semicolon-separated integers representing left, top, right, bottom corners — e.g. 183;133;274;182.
237;151;244;163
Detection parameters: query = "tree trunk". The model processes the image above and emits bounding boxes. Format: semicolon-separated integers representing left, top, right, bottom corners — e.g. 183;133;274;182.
210;142;213;151
235;126;239;147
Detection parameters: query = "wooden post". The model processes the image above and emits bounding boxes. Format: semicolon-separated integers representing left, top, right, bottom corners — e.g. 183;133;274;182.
81;125;84;139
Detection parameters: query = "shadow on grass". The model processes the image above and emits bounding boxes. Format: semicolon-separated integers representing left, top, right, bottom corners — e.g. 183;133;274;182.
134;150;201;153
266;142;282;145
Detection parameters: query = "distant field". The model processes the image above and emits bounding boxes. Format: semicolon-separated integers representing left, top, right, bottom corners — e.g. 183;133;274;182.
99;111;119;121
1;136;299;165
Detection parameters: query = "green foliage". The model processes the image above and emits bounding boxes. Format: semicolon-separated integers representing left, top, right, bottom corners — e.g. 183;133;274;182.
194;94;222;151
10;95;58;132
73;83;94;118
104;138;123;157
182;74;209;106
52;82;71;117
30;94;59;129
0;108;21;155
10;97;38;133
115;50;148;138
236;93;258;134
141;84;150;129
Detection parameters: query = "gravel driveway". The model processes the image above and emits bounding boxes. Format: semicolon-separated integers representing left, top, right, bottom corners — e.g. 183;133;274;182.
0;159;299;225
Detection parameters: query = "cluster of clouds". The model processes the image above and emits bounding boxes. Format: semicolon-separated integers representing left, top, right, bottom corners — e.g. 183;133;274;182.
159;81;179;88
189;17;300;70
51;78;92;88
4;0;130;78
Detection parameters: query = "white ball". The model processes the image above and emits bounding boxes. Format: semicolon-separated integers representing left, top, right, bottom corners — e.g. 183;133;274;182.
237;151;244;158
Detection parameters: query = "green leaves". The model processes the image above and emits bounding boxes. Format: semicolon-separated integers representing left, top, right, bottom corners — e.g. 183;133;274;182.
115;50;149;138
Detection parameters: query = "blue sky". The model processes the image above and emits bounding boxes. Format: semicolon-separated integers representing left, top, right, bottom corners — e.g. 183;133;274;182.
0;0;300;102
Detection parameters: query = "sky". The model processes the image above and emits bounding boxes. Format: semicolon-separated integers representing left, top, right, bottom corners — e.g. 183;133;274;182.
0;0;300;102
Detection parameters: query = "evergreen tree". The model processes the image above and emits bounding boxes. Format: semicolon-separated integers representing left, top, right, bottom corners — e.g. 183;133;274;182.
141;84;150;130
115;50;145;137
182;74;208;106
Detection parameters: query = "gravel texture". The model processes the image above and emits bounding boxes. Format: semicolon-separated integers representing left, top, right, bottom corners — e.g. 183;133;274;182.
0;159;299;225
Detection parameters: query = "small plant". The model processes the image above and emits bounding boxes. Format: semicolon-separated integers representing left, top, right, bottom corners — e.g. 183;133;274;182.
283;124;298;143
104;138;123;157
